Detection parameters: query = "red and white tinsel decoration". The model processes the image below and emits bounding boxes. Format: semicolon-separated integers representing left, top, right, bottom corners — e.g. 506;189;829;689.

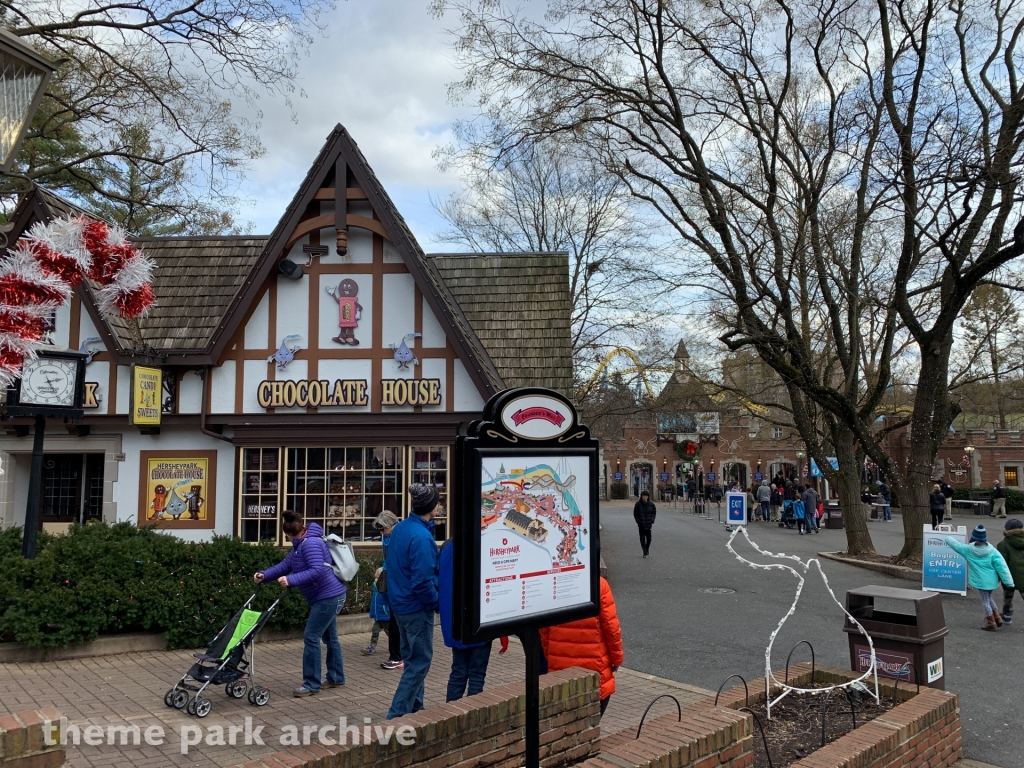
0;216;155;386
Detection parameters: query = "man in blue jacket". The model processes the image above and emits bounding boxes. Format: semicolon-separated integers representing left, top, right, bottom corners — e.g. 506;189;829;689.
386;484;440;719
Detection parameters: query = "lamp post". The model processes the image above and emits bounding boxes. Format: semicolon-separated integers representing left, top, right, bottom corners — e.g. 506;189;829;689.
0;28;58;174
795;449;806;481
965;445;975;492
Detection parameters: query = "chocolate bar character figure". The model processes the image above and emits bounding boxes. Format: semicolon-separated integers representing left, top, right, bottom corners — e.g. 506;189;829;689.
326;279;362;345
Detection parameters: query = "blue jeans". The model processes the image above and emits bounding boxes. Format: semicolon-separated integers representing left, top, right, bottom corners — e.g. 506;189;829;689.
883;504;892;521
446;642;493;702
302;593;346;691
387;610;434;719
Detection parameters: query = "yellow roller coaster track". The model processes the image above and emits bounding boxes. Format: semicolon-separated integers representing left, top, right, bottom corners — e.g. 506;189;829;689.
579;348;671;401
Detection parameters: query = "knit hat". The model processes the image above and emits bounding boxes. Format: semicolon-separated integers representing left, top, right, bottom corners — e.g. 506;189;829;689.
971;524;988;543
409;483;439;515
1005;518;1024;531
374;510;399;530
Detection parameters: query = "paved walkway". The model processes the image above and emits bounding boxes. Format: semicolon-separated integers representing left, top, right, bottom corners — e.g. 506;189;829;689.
0;629;710;768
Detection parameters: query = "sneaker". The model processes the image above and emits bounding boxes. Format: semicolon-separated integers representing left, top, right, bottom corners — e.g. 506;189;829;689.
323;681;345;689
293;686;318;697
381;659;404;670
360;646;376;656
1002;613;1013;624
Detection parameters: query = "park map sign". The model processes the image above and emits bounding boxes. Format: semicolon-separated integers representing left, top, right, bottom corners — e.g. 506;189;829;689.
454;388;600;641
454;387;600;768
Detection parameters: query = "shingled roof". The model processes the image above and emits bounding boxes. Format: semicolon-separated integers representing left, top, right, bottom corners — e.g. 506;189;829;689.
111;237;269;353
429;253;574;398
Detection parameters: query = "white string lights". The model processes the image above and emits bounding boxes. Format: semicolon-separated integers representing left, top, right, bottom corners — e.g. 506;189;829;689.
725;526;880;716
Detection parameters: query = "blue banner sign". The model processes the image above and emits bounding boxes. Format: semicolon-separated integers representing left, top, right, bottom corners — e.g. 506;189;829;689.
922;525;968;595
660;472;670;482
753;472;764;482
706;472;717;483
613;472;623;482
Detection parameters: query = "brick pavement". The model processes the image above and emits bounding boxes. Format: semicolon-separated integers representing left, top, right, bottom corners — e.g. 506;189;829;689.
0;629;710;768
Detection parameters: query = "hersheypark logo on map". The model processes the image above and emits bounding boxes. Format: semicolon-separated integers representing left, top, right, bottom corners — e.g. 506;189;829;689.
500;395;572;439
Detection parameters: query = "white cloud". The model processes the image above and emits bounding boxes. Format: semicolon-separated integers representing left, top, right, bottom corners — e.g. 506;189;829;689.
235;0;467;250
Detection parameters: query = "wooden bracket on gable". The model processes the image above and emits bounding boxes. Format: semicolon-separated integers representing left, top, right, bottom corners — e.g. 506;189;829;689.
334;158;348;256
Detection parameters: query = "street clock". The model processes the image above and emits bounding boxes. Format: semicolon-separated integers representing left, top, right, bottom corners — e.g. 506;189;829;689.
3;348;87;418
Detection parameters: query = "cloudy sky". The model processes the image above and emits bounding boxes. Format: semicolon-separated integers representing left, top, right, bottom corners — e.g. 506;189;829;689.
234;0;469;251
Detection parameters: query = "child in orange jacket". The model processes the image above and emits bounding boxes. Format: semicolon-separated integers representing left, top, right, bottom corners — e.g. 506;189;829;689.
540;577;624;716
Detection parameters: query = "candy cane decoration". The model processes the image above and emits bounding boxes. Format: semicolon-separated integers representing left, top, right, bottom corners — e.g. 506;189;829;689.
0;216;155;387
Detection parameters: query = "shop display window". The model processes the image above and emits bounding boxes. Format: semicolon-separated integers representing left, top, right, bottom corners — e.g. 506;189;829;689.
287;446;403;542
237;445;451;545
411;445;449;542
239;448;281;543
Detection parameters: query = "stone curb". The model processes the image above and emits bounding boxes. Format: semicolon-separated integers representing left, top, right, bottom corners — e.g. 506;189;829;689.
0;613;373;664
818;551;922;582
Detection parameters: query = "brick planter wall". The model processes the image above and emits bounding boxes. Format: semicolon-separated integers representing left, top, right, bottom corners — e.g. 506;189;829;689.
706;663;962;768
0;708;66;768
228;668;601;768
580;706;754;768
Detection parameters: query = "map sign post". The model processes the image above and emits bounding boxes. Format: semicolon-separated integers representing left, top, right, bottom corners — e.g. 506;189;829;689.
455;387;600;768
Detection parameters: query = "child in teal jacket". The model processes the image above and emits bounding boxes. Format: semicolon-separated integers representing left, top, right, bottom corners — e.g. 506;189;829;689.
946;525;1015;631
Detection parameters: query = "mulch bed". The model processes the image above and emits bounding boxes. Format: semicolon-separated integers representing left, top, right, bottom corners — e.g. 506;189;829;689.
745;684;899;768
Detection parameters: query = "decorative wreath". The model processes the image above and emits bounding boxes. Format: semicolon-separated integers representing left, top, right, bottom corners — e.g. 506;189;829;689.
677;440;698;459
0;216;155;386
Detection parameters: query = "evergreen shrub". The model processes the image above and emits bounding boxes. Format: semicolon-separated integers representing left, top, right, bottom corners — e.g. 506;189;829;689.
0;523;381;649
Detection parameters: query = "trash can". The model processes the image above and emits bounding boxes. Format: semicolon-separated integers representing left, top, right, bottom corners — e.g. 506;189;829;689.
825;503;843;529
843;585;948;690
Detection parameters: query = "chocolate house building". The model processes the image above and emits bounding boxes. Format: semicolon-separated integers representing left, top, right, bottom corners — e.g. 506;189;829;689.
0;125;572;545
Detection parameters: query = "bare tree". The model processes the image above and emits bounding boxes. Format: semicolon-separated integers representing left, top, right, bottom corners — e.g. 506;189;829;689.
952;284;1024;428
3;0;331;230
436;0;1024;560
435;137;672;368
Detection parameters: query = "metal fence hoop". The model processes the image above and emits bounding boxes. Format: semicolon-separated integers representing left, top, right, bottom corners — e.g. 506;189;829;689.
635;694;682;740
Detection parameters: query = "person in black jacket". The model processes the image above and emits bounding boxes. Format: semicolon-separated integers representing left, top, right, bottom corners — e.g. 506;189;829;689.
929;484;947;529
993;481;1008;518
633;491;657;558
940;481;954;521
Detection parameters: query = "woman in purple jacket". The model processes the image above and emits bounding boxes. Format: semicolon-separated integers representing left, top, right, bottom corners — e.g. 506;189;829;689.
255;511;346;696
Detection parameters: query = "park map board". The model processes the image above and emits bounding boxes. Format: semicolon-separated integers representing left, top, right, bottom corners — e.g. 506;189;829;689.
455;387;600;643
479;456;591;626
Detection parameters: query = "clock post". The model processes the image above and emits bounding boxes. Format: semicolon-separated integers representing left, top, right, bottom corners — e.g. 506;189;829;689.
1;348;87;559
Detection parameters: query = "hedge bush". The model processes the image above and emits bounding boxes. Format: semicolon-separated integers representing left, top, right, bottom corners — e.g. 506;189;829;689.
0;523;381;649
608;482;629;500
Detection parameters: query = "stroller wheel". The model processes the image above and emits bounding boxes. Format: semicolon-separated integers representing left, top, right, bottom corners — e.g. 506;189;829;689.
194;698;212;718
164;688;176;707
186;697;198;715
247;688;256;705
252;687;270;707
226;681;248;699
171;690;189;710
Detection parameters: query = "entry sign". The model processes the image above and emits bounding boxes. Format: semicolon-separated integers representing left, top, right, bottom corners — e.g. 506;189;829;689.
660;472;670;482
614;472;623;482
922;525;968;596
753;472;764;482
726;491;747;526
455;387;600;641
706;472;717;483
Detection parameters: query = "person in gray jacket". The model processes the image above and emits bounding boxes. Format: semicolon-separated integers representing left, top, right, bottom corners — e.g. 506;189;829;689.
756;482;772;522
801;485;820;534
